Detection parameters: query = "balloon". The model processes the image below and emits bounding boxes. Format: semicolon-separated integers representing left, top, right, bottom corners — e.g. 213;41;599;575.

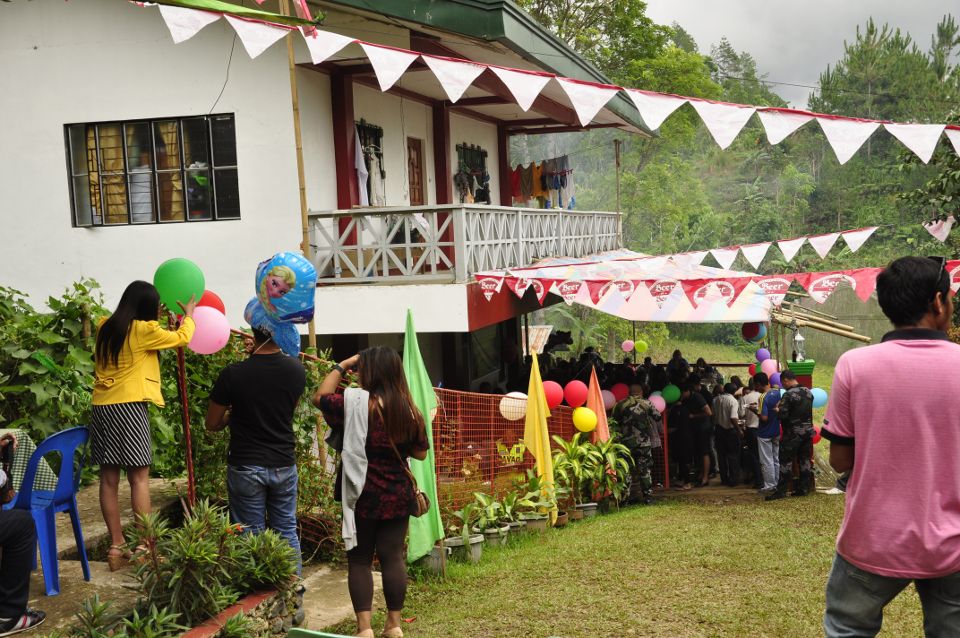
662;384;681;404
742;322;760;341
756;348;771;362
769;372;781;388
650;395;666;413
564;380;588;408
498;392;527;421
188;306;230;355
611;383;629;402
572;407;598;433
748;363;757;377
154;258;205;311
542;381;564;409
621;340;635;352
198;290;226;315
601;390;617;410
634;340;648;354
254;252;318;323
812;388;828;408
650;391;662;397
812;426;822;445
760;358;779;376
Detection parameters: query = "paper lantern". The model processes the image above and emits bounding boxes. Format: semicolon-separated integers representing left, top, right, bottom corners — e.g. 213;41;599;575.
769;372;781;388
621;340;634;352
542;381;564;410
748;363;757;377
662;384;681;404
498;392;528;421
760;358;779;376
601;390;616;410
650;395;666;413
634;340;648;354
756;348;771;362
812;426;822;445
812;388;828;408
572;407;598;432
154;258;205;311
198;290;226;315
564;380;588;408
610;383;629;402
188;306;230;355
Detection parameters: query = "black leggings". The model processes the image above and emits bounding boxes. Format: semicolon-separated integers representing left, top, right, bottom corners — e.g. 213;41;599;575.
0;509;36;618
347;516;409;613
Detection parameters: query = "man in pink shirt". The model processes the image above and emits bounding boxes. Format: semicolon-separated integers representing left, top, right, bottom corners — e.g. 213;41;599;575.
822;256;960;636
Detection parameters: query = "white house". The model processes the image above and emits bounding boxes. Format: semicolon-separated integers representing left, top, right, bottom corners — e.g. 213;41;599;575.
1;0;648;388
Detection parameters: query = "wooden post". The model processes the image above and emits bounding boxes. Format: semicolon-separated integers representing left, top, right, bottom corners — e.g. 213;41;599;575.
614;139;622;214
281;0;317;349
175;347;196;507
497;124;512;206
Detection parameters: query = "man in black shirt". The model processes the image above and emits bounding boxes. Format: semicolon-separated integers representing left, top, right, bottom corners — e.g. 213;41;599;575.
682;380;713;487
206;327;307;573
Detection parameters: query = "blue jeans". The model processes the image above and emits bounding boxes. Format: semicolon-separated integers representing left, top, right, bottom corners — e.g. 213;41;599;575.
227;464;302;575
824;553;960;637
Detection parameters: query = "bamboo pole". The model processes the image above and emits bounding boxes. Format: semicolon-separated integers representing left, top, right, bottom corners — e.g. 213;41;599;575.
782;309;856;333
772;314;871;343
281;0;317;351
781;300;839;321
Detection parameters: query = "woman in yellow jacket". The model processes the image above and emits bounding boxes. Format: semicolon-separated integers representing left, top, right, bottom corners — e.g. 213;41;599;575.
92;281;196;570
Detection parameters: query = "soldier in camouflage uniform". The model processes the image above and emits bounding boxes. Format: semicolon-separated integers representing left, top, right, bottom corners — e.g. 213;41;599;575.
766;370;815;500
611;392;662;504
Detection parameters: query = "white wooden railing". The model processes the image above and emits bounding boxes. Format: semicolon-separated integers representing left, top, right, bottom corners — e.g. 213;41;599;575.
308;204;622;284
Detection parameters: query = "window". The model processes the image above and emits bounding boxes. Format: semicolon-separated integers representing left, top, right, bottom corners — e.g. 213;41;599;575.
65;114;239;226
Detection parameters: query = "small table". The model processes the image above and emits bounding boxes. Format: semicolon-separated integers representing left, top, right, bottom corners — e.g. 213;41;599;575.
0;429;60;493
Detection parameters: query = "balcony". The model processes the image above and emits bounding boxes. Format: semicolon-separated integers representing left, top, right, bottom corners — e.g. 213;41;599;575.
308;204;622;284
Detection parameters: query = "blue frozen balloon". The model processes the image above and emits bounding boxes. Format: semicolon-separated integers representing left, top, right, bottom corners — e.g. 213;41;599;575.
255;252;317;323
244;298;301;358
811;388;828;408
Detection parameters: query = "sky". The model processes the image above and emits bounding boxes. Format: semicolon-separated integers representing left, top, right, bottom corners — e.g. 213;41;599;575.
644;0;957;108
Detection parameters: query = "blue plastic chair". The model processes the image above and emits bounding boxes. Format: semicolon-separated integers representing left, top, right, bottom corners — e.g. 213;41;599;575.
8;426;91;596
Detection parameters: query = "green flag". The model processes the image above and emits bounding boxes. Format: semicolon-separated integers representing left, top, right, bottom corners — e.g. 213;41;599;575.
403;310;443;563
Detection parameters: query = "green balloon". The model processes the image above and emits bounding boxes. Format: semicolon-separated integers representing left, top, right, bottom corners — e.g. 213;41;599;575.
634;340;648;354
153;258;205;311
662;384;681;404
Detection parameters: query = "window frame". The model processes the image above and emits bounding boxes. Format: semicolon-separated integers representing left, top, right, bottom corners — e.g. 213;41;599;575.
65;113;240;228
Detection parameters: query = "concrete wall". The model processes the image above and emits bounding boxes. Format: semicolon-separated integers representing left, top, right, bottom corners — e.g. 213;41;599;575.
450;113;501;205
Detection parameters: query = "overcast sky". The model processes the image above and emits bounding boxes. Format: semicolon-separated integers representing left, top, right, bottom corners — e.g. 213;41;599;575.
644;0;957;108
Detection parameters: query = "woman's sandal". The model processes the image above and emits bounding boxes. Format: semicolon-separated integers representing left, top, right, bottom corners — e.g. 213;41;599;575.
106;545;130;572
381;628;403;638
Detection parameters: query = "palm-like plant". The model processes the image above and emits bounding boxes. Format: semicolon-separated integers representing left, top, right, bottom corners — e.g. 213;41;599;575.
585;437;634;509
552;433;592;505
472;492;504;532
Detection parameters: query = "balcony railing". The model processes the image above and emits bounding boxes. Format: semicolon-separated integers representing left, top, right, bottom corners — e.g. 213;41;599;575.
308;204;622;284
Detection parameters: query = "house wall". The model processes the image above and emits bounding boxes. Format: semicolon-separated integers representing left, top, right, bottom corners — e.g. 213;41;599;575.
450;113;501;205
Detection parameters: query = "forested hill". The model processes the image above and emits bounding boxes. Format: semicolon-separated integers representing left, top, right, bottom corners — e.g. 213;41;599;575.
511;2;960;273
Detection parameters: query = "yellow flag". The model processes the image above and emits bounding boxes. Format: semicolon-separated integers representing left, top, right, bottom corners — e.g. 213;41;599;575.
523;352;556;524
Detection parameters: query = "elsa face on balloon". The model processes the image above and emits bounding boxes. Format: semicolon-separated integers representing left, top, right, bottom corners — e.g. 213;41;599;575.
255;252;318;323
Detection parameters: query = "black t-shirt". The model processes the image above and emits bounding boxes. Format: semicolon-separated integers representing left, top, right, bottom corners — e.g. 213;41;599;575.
210;352;306;468
683;392;711;433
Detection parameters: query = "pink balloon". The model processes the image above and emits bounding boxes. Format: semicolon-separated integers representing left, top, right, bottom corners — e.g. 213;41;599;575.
601;390;616;410
760;358;779;376
611;383;629;402
188;306;230;355
564;380;588;408
650;395;666;413
621;340;634;352
542;381;564;410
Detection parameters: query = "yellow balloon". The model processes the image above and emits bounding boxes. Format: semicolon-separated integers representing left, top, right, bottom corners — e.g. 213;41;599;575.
572;407;598;432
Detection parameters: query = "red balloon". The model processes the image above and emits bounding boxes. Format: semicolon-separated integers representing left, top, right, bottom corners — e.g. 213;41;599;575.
564;380;588;408
542;381;564;409
610;383;629;402
813;426;822;445
198;290;226;315
742;322;761;341
748;363;757;377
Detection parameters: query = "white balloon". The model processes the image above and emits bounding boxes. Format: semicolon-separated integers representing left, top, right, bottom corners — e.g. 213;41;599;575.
499;391;528;421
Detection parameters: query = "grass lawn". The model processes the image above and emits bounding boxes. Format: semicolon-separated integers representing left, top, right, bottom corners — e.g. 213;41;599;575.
323;493;925;637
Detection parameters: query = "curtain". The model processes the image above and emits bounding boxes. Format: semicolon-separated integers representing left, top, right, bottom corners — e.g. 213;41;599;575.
155;121;185;221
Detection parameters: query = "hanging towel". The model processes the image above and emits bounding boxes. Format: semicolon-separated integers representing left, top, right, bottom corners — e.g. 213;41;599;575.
520;163;534;199
531;163;544;198
368;154;385;206
335;387;370;552
354;127;369;207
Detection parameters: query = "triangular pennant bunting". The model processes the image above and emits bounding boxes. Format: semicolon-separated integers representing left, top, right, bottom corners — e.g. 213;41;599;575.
555;78;620;127
422;55;486;103
817;117;880;165
710;247;740;270
477;276;503;301
740;242;771;269
360;42;419;91
556;280;584;305
753;275;795;306
946;129;960;156
157;4;221;44
757;109;814;144
682;279;746;308
690;100;756;149
646;279;679;308
300;28;355;64
778;237;806;262
509;277;531;299
841;227;877;252
808;232;840;259
924;215;956;242
490;67;551;112
532;279;549;305
805;271;857;304
224;15;290;59
624;89;687;131
884;123;945;164
852;268;882;302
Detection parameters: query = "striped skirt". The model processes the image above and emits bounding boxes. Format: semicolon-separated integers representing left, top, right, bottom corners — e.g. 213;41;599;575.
90;402;153;468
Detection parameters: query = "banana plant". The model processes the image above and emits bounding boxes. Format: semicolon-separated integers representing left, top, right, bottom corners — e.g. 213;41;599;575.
472;492;503;531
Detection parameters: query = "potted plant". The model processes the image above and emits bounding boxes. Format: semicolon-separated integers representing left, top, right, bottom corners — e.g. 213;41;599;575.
472;492;509;547
445;502;483;563
553;433;598;519
585;437;634;513
515;469;556;533
499;491;526;535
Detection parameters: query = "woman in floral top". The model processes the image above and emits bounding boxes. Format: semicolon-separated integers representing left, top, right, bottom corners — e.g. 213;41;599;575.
314;347;428;638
